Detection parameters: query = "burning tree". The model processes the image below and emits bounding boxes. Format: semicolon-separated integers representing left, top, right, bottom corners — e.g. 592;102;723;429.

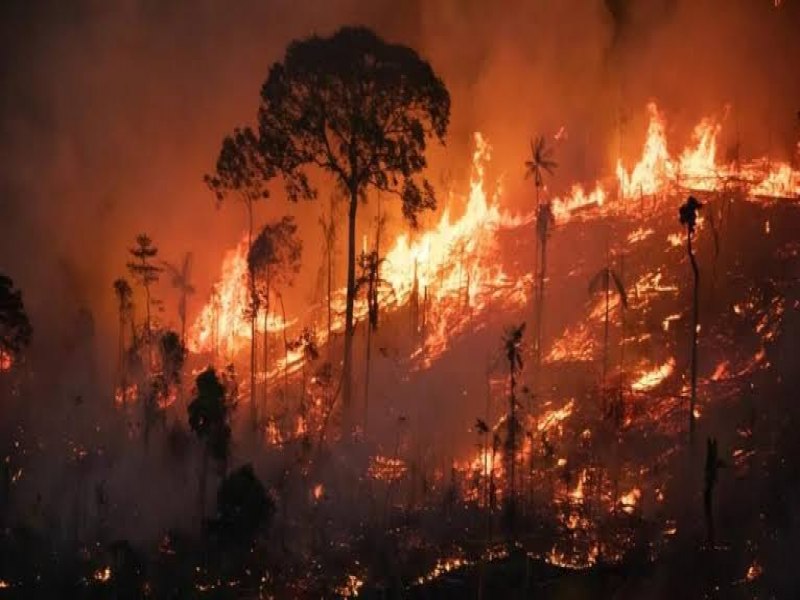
205;127;273;432
126;234;162;363
248;215;302;427
534;202;556;373
0;274;32;372
257;26;450;427
679;195;702;442
188;367;234;526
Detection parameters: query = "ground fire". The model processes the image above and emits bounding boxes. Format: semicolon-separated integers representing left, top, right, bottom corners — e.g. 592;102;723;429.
2;1;800;598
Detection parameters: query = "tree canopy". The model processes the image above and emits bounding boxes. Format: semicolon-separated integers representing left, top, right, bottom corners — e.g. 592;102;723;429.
258;25;450;225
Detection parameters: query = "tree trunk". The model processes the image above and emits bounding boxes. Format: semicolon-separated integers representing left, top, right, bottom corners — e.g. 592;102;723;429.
247;202;257;432
536;234;548;372
262;306;268;422
363;322;372;434
603;275;610;384
688;233;700;444
343;190;358;429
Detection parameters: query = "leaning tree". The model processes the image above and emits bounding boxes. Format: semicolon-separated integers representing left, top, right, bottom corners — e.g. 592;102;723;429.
679;195;702;444
258;26;450;427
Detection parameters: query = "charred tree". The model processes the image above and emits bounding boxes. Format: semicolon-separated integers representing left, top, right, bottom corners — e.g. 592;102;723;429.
679;196;702;444
161;253;195;348
502;322;525;536
535;204;555;374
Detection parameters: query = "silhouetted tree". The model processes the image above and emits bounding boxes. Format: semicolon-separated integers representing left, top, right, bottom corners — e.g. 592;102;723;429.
525;136;557;370
112;278;133;388
679;195;702;443
188;368;234;525
502;323;525;535
126;234;162;365
588;264;628;383
161;253;195;347
210;463;274;548
0;274;33;370
205;127;274;434
258;26;450;427
248;216;302;429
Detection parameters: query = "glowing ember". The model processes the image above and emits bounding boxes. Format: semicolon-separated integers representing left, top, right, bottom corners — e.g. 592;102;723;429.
619;488;641;514
745;560;763;582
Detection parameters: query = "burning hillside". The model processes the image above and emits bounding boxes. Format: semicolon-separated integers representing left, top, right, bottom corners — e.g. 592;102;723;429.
3;3;800;598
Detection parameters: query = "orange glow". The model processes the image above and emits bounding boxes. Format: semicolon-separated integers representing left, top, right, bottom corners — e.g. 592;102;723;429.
631;359;675;392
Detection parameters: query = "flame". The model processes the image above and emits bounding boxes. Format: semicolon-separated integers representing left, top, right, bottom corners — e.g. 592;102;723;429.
631;359;675;392
619;487;641;514
93;567;112;583
0;350;13;371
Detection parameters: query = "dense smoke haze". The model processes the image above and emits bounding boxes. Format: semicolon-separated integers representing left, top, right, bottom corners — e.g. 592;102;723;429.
2;0;798;364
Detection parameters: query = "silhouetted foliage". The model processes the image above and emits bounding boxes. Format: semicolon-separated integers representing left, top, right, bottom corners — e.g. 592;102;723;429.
0;274;32;365
258;25;450;422
525;135;558;191
210;463;274;547
189;367;233;465
158;329;186;387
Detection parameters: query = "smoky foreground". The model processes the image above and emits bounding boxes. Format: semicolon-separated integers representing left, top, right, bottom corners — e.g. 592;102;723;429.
2;2;800;599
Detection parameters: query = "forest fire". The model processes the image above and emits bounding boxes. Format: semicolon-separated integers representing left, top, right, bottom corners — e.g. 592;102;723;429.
4;3;800;598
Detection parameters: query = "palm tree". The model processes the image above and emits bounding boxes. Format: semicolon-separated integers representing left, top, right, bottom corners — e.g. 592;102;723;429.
588;264;628;384
502;322;525;535
679;195;702;443
526;136;557;369
161;253;195;347
525;136;558;209
112;278;133;389
188;367;233;527
247;216;302;431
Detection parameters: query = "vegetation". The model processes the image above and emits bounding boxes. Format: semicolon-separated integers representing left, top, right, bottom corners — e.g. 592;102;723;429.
257;26;450;427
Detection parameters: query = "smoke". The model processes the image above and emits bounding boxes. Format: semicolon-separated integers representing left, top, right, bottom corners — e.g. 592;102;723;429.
1;0;799;545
